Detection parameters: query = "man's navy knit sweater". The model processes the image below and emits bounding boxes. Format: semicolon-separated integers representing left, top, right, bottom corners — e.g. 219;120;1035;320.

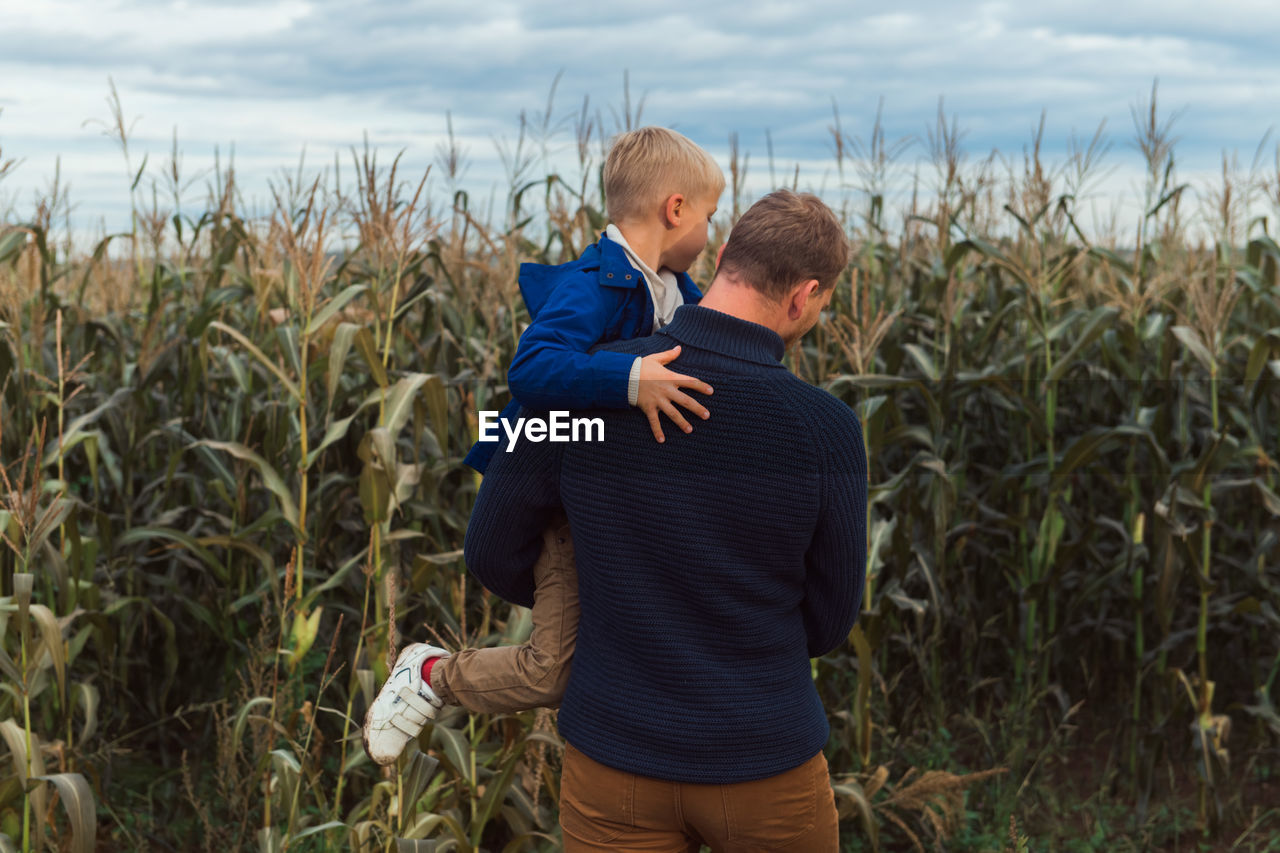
464;304;867;783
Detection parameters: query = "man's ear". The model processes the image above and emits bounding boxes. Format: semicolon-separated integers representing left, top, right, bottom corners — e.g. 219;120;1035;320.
715;242;726;270
664;193;685;228
787;279;821;319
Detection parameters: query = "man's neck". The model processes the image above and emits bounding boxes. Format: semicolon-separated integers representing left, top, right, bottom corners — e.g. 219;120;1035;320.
696;277;787;338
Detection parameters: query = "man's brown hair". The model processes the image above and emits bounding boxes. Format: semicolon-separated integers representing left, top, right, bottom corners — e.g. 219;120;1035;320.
716;190;850;301
604;127;725;223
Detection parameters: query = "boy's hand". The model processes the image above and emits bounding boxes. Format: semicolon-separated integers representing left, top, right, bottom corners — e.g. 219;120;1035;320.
636;346;713;443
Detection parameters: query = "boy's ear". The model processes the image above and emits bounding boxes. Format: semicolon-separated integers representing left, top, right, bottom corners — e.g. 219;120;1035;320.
664;193;685;227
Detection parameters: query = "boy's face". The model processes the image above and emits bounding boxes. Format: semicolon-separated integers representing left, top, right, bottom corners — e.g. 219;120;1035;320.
663;192;720;272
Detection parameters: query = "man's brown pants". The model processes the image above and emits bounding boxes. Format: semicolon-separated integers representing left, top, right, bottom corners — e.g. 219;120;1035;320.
559;744;840;851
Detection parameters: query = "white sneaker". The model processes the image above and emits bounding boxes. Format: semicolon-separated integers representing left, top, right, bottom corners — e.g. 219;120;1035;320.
362;643;449;765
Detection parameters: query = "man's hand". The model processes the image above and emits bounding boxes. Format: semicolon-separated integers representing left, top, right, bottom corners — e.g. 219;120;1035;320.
636;346;713;442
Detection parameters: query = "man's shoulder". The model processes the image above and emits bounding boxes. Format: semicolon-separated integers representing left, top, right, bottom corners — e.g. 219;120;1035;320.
589;332;670;358
777;374;864;441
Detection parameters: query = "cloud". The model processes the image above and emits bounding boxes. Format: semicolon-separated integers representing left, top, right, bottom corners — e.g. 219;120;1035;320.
1;0;1277;239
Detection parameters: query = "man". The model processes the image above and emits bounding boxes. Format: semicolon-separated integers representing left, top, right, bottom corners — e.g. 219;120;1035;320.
465;189;867;851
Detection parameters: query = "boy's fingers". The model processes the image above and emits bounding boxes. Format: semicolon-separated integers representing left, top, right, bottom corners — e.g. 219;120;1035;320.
646;409;666;443
661;370;712;396
651;345;681;365
669;390;710;420
660;401;693;434
675;377;714;396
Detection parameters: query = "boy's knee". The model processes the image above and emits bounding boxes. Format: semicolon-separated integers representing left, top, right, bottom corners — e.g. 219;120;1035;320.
545;653;573;700
522;646;572;706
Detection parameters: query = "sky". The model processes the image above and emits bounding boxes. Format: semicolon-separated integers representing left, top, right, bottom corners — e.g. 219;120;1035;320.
2;0;1279;243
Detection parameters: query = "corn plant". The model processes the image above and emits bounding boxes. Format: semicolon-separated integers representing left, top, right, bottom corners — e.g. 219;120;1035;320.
1;82;1279;849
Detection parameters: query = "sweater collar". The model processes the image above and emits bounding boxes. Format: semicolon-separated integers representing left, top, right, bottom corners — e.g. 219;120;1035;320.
657;305;785;365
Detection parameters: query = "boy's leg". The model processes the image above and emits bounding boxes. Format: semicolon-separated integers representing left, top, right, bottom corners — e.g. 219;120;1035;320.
431;513;578;713
362;513;575;765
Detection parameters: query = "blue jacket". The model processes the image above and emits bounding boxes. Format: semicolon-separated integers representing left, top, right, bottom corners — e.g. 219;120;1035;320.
463;233;703;473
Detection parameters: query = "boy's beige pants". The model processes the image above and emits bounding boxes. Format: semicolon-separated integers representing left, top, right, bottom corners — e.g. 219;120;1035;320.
429;513;578;712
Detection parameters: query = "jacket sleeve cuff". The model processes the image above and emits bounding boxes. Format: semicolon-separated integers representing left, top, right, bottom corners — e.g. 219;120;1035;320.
589;349;642;408
627;357;642;407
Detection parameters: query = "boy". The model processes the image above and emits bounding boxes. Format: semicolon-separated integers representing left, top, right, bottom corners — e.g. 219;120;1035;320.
363;126;725;765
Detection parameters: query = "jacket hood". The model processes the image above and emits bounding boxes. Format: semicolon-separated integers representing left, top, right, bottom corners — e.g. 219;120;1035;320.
518;242;604;320
517;233;701;321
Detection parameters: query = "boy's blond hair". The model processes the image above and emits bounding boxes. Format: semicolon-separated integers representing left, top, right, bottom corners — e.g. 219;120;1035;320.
604;127;724;223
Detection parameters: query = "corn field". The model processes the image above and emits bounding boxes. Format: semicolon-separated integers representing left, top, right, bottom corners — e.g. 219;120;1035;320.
1;87;1279;851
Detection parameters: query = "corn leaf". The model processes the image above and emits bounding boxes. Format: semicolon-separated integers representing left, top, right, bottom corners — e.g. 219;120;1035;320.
26;498;76;562
41;388;130;467
34;773;95;853
192;441;300;530
423;374;448;457
75;683;99;744
208;320;301;401
28;604;67;702
257;826;282;853
1171;324;1215;372
305;411;364;469
231;697;274;757
902;343;939;382
430;724;472;782
400;744;441;817
382;373;433;437
832;780;879;851
0;719;48;845
117;526;229;581
327;321;363;407
0;228;29;265
290;821;348;842
306;283;367;335
1253;479;1280;517
472;751;522;846
270;748;302;823
1045;305;1119;383
196;535;274;578
354;325;388;388
0;643;18;685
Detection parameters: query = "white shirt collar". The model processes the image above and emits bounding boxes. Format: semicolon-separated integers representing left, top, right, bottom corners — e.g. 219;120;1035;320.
605;224;683;327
